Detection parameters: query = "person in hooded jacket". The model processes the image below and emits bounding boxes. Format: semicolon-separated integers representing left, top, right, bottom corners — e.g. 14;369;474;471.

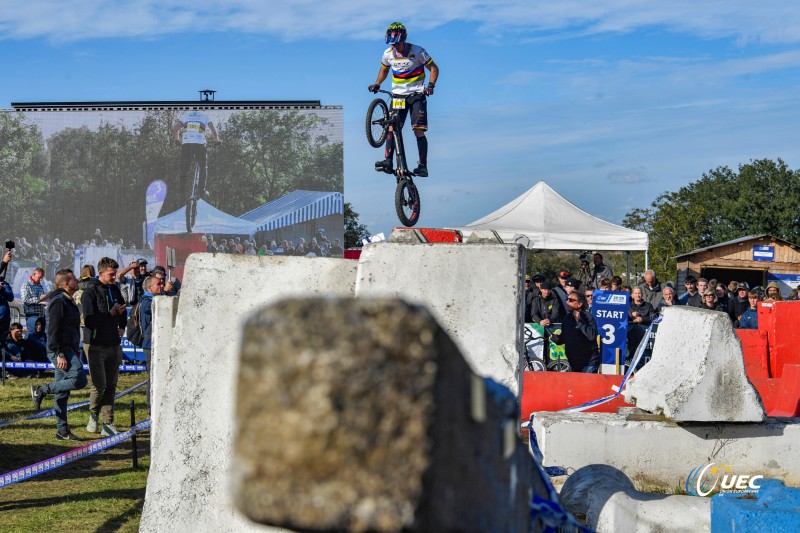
81;257;126;437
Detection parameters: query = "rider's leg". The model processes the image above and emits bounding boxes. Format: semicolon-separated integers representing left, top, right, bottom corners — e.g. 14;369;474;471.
375;125;394;174
198;146;210;199
410;95;429;176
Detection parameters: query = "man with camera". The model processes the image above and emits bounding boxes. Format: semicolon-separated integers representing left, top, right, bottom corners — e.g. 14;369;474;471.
0;249;15;337
588;253;613;290
117;258;149;306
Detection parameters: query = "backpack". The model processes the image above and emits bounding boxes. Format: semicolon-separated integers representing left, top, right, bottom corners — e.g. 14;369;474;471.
125;296;149;347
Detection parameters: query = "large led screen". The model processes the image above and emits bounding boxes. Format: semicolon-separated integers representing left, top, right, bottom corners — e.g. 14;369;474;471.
0;104;344;282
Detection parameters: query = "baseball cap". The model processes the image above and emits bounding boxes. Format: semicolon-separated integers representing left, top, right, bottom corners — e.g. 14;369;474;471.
531;273;545;282
525;274;531;282
565;278;580;288
152;265;166;274
559;271;570;279
540;280;554;290
137;258;148;265
738;282;750;290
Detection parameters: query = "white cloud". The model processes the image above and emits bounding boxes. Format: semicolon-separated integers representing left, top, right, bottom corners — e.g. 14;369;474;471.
2;1;800;44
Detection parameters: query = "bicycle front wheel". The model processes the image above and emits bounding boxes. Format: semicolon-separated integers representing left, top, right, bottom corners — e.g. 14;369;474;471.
185;198;197;233
395;178;421;227
365;98;389;148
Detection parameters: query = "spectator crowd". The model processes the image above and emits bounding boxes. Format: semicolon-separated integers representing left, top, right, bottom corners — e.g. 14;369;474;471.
524;253;800;374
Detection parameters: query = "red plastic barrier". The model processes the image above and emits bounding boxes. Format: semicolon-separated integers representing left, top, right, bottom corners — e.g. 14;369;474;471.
736;329;770;379
759;301;800;378
520;371;633;420
390;227;463;243
767;364;800;417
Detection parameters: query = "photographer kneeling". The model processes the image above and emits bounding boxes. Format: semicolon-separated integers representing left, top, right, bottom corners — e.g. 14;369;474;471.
550;291;600;373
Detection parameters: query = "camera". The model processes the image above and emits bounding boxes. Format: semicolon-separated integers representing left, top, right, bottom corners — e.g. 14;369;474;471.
5;240;14;250
579;251;590;271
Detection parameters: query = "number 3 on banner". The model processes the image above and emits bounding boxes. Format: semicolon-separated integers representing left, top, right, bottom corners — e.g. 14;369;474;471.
601;324;615;345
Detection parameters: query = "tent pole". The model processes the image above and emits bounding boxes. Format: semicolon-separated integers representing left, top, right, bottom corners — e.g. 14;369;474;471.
645;249;649;271
626;251;631;285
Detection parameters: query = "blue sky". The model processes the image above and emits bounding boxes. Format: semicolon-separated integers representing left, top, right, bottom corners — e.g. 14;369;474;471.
2;1;800;236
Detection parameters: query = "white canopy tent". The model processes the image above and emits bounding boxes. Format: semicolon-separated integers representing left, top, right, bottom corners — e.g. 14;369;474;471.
457;180;649;266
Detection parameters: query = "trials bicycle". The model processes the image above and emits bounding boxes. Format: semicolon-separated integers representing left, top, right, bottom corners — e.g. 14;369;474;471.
365;90;422;227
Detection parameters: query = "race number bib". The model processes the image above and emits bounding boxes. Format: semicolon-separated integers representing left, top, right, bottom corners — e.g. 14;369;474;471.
392;98;406;110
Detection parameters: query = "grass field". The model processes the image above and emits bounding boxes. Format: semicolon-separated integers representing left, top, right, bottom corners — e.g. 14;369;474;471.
0;371;150;533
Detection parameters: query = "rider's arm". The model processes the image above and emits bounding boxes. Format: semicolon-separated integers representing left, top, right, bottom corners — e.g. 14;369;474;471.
426;60;439;86
373;65;390;86
171;121;185;142
208;122;221;142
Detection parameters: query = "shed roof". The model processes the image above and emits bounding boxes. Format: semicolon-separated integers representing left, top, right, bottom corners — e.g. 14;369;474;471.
674;234;800;259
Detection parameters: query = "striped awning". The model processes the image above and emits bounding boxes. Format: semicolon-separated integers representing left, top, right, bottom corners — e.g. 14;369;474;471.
240;190;344;232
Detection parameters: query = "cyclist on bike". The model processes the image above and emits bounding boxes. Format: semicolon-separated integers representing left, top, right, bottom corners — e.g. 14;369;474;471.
171;110;221;211
369;22;439;178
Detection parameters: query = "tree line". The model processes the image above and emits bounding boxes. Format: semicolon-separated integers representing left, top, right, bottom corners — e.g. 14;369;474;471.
622;158;800;281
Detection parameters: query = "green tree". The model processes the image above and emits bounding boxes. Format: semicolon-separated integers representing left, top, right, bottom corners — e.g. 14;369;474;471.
344;202;369;248
623;158;800;281
0;112;46;236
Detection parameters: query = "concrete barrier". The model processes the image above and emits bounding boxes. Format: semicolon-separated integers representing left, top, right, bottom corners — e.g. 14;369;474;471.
149;294;176;449
624;306;765;422
355;242;525;395
561;464;710;532
532;411;800;491
232;297;531;532
140;254;357;533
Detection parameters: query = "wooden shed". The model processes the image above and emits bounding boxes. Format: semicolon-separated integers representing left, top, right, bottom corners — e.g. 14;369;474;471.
675;234;800;296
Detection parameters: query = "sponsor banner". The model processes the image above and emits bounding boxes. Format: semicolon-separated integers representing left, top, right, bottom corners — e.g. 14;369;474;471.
592;290;629;373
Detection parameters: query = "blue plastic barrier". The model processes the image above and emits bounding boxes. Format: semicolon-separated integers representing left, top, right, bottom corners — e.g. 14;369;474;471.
711;478;800;532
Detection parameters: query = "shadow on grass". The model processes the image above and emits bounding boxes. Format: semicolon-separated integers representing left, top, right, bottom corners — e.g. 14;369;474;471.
93;497;145;533
0;487;145;512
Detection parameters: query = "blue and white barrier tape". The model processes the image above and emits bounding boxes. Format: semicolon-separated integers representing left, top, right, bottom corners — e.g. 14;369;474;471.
0;418;151;489
557;316;662;414
2;361;147;372
527;413;593;532
0;379;149;429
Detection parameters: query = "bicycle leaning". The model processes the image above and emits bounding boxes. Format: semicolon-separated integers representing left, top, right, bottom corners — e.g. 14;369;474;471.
365;89;422;227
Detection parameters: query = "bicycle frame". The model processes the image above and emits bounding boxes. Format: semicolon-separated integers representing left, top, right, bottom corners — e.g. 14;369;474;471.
377;90;413;179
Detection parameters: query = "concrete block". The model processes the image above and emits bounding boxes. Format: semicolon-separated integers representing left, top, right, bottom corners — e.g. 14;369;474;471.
465;229;504;244
140;254;357;533
355;242;525;395
232;297;531;533
561;464;710;532
532;412;800;492
149;294;177;449
624;306;765;422
711;478;800;533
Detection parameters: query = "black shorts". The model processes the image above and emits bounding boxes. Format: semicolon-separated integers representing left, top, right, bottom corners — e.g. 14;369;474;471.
396;93;428;132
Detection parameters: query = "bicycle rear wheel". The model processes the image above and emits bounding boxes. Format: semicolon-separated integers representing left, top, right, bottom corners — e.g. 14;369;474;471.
395;178;421;227
365;98;389;148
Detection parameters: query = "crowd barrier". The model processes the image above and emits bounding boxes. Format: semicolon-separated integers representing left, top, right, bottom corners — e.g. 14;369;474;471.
0;418;151;489
0;379;149;429
2;361;146;373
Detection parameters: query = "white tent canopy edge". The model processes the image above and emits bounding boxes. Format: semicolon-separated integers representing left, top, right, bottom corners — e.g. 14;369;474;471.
452;180;649;268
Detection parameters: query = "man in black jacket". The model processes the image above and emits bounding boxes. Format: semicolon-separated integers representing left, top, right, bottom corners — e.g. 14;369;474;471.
82;257;127;437
30;269;87;440
551;291;600;373
530;281;564;326
728;282;751;327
